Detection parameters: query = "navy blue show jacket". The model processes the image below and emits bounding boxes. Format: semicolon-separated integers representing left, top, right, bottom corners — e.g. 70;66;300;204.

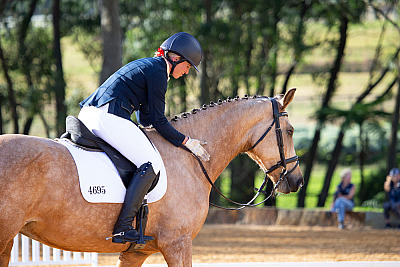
80;57;185;147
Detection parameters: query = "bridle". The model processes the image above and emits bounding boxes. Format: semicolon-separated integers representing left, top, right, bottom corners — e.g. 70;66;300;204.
181;97;299;210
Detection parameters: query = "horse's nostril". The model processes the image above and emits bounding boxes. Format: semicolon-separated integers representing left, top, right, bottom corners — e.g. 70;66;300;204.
298;179;304;189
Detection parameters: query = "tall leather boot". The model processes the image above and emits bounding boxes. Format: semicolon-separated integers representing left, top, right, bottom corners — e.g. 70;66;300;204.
111;162;156;244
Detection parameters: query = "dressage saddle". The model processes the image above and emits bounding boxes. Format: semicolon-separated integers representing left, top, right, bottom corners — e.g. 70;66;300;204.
60;115;159;190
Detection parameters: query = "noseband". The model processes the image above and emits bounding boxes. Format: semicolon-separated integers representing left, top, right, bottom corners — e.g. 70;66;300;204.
181;97;299;210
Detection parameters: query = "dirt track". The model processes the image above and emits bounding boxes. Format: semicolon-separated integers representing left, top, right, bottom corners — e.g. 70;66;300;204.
98;224;400;265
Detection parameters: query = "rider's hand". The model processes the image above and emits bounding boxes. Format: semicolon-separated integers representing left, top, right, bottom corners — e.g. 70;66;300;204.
184;137;210;162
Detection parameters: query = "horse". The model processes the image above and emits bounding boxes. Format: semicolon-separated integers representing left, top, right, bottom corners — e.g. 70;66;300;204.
0;88;303;267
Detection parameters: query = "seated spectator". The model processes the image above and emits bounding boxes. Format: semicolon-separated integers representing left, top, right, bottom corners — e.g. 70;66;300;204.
383;167;400;228
330;169;356;229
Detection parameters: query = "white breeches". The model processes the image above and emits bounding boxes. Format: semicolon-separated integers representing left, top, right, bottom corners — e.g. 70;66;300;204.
78;104;162;175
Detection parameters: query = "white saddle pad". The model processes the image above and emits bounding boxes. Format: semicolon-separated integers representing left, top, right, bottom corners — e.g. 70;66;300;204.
58;139;167;204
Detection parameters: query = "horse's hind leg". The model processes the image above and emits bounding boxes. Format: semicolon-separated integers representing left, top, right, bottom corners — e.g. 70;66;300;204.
117;250;151;267
0;239;13;267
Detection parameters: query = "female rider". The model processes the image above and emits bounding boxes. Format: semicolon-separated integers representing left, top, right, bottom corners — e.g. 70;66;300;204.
78;32;210;245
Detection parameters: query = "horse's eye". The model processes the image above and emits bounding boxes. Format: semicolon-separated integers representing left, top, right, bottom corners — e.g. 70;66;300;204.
287;129;294;136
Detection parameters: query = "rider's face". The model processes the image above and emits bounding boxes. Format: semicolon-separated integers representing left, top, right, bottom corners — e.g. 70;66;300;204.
172;61;192;79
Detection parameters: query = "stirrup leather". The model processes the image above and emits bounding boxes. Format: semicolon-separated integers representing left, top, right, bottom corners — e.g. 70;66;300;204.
126;200;153;251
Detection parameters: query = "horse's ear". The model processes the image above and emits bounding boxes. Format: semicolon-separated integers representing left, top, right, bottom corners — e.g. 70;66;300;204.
278;88;296;110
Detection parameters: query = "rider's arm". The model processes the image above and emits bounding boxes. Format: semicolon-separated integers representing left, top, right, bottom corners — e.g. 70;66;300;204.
146;71;186;147
346;185;356;200
384;176;392;192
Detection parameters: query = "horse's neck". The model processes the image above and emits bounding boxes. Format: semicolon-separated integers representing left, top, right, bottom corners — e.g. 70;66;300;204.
172;99;270;181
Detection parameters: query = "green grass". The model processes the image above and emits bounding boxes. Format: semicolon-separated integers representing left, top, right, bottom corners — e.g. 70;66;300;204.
218;163;368;210
274;164;382;210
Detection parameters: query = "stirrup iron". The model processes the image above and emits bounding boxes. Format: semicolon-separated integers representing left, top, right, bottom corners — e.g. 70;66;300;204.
125;200;153;251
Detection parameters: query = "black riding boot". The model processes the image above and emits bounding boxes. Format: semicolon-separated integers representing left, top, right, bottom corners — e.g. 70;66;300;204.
111;162;156;244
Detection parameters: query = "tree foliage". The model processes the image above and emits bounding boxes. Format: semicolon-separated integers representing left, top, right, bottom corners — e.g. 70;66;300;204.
0;0;399;208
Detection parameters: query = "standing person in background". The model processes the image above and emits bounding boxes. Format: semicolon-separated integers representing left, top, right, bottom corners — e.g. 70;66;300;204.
383;168;400;228
331;169;356;229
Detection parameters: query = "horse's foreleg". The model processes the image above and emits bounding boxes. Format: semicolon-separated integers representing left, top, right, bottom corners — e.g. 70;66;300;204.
0;239;13;267
160;235;193;267
117;250;151;267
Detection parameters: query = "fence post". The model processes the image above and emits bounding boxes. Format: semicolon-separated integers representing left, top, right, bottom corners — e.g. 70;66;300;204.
9;234;99;266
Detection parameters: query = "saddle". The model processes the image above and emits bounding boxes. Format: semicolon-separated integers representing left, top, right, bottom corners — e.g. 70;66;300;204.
60;116;160;191
60;116;137;188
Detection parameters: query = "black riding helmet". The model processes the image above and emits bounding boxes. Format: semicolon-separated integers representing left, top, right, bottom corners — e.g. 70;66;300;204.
160;32;202;73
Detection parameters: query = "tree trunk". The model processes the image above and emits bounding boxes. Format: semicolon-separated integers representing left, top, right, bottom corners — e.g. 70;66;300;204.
179;78;187;112
19;0;38;136
229;154;258;204
281;1;311;94
53;0;66;137
200;52;209;105
264;179;276;206
281;64;296;95
359;123;367;203
23;117;34;135
0;36;18;133
39;113;51;138
267;7;279;97
298;14;348;207
298;125;321;207
317;128;345;207
98;0;122;85
0;0;10;15
200;0;211;105
18;0;38;46
0;90;3;134
244;20;253;95
388;78;400;170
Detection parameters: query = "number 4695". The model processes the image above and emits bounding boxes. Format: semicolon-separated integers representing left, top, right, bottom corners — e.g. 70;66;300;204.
88;186;106;195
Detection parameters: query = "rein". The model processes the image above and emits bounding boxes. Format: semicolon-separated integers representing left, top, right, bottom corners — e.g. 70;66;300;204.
181;97;299;210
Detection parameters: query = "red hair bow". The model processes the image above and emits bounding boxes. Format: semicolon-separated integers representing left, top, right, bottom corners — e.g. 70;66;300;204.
155;47;165;57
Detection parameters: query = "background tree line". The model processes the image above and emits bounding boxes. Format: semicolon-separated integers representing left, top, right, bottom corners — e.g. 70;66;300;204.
0;0;399;209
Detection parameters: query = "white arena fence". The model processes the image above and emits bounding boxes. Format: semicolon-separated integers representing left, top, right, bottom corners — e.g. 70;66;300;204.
10;234;98;266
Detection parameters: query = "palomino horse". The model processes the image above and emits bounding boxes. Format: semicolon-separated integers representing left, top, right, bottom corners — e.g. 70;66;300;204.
0;88;303;267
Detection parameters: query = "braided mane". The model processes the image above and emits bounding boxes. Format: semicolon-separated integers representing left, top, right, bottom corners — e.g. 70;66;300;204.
169;95;264;123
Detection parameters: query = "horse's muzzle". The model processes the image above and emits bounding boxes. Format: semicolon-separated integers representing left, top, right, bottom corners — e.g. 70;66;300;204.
276;168;303;194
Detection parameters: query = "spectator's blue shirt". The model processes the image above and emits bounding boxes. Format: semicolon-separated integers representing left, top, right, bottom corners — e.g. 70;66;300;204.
389;181;400;203
334;183;354;203
80;57;185;147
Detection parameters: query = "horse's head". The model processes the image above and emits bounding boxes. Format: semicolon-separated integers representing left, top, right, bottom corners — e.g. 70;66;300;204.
246;88;303;194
